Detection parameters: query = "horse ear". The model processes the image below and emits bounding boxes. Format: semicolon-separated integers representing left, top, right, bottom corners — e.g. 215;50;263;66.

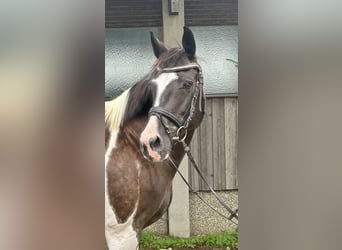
150;32;167;58
182;26;196;60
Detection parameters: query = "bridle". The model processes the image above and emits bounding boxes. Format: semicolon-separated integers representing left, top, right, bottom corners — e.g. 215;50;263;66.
149;63;239;224
149;63;205;142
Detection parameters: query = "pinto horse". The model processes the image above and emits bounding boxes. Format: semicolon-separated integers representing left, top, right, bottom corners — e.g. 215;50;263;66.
105;27;205;250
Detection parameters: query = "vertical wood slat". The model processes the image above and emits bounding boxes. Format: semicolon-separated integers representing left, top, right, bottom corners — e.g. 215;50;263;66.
224;98;238;189
212;98;226;190
206;99;214;190
189;124;200;191
198;98;211;190
189;97;238;191
197;105;206;190
211;99;219;190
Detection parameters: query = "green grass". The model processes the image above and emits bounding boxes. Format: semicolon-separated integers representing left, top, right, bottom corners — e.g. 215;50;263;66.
140;230;238;250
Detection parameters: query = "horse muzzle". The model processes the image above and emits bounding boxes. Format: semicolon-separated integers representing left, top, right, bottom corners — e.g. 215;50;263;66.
139;116;171;162
140;137;169;162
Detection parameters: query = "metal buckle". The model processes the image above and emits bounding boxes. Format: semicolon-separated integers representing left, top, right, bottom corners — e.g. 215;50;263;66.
172;126;188;141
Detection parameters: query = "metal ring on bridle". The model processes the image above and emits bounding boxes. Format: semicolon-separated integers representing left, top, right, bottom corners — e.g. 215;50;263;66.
172;126;188;141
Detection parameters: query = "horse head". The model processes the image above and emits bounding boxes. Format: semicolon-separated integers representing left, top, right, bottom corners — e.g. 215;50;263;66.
140;27;205;162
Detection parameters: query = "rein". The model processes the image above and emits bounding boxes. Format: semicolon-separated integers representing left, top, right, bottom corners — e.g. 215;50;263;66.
150;63;238;225
169;140;239;225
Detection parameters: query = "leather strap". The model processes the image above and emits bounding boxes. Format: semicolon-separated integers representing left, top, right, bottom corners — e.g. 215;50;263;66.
149;107;183;127
162;63;202;73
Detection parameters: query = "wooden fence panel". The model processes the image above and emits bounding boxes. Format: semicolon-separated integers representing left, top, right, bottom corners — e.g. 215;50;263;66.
105;0;238;28
105;0;162;28
189;97;238;191
185;0;238;26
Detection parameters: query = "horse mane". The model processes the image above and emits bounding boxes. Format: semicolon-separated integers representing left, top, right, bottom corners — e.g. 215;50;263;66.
105;47;195;131
105;88;130;131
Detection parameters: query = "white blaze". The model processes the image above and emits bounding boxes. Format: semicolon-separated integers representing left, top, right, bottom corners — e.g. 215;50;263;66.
138;72;178;161
152;72;178;106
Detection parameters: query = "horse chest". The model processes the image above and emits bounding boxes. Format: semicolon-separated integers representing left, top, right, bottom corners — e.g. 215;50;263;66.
132;165;173;229
105;131;141;249
106;139;140;223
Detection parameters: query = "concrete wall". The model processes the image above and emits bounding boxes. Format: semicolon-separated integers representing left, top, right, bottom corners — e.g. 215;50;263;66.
145;190;238;236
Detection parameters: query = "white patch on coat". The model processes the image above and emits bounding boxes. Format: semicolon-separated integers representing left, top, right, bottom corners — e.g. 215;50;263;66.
105;205;139;250
152;72;178;106
105;131;140;250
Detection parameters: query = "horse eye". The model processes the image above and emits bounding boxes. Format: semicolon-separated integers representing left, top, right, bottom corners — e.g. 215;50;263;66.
182;81;193;89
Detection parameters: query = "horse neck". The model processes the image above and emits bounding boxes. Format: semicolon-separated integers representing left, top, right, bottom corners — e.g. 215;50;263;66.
121;116;149;149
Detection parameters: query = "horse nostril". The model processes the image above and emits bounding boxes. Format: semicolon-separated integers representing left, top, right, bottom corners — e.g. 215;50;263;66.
149;136;161;152
140;142;147;154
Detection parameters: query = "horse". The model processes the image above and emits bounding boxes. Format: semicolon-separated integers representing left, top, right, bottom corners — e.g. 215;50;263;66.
105;26;205;250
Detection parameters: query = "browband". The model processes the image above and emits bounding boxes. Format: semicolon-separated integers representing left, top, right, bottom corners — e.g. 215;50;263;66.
161;63;202;73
